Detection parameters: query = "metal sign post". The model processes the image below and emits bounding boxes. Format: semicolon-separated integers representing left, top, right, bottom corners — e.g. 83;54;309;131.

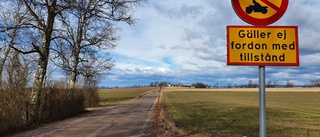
259;66;266;137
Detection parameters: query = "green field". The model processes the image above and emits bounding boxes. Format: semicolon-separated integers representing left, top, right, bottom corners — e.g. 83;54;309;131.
98;87;155;106
162;90;320;137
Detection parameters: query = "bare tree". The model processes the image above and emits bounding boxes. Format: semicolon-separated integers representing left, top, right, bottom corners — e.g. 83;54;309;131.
6;51;31;88
266;80;274;88
0;0;73;122
213;82;219;88
248;80;253;88
0;42;12;89
53;0;144;88
286;80;294;88
16;0;71;122
0;1;26;88
273;80;278;88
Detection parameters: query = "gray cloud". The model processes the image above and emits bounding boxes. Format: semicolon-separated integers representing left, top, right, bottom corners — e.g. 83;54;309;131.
100;0;320;87
152;2;203;20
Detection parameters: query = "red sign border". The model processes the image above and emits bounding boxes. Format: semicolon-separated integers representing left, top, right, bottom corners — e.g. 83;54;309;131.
232;0;289;26
226;26;299;66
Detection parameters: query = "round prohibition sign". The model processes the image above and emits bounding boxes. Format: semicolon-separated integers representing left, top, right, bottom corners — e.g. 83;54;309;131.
232;0;288;26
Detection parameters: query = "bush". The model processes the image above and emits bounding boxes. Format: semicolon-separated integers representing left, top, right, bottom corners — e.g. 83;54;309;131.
0;86;99;136
83;88;100;108
192;82;210;88
38;88;85;123
0;88;29;135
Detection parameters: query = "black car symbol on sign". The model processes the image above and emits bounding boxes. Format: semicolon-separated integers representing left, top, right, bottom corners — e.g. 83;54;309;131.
246;0;268;14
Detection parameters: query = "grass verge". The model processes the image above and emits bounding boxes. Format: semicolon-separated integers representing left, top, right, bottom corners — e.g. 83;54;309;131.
160;91;320;137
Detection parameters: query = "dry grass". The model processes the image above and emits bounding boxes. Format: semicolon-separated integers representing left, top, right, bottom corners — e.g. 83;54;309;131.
98;87;155;106
165;87;320;92
154;94;188;137
158;88;320;136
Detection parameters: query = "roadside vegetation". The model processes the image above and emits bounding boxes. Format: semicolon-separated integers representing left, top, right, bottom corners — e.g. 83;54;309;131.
98;87;155;106
0;87;99;136
0;0;145;136
159;90;320;137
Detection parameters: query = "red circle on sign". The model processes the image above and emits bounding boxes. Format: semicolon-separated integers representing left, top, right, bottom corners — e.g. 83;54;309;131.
232;0;288;26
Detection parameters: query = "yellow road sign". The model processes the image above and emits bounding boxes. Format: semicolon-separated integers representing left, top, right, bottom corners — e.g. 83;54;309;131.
227;26;299;66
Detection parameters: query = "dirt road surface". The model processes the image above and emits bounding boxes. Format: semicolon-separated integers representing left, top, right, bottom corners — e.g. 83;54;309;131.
10;89;159;137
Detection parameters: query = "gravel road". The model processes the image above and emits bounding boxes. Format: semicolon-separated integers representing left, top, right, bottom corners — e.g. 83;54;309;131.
10;89;159;137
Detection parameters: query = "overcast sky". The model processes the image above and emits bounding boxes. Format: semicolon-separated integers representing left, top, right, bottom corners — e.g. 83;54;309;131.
101;0;320;87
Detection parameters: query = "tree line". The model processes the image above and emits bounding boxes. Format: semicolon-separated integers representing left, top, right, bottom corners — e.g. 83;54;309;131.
149;79;320;89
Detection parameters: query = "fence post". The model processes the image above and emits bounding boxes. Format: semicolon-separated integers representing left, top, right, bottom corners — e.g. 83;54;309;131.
25;101;29;124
